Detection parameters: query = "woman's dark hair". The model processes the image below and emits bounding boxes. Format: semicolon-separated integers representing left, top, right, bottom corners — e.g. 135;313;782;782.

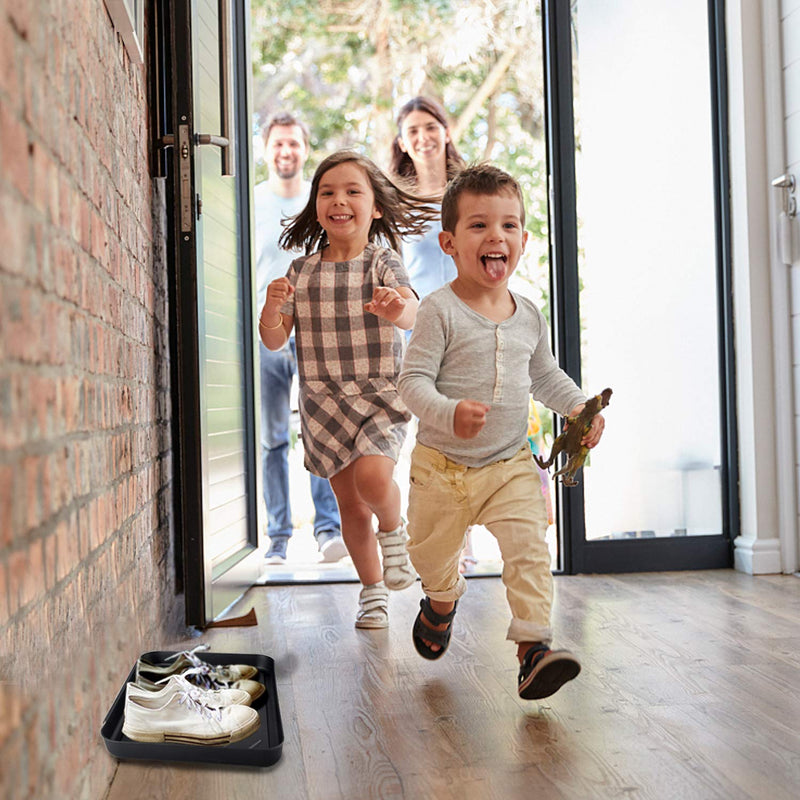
389;96;465;185
279;150;439;255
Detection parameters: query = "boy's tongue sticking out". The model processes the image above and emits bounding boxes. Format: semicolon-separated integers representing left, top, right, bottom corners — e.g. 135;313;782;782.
481;253;506;280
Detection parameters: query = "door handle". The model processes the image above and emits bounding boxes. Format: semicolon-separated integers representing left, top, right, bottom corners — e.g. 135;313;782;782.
196;134;230;149
771;173;796;190
771;172;796;218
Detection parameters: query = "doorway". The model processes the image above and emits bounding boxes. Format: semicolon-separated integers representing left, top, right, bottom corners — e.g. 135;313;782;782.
165;0;737;624
545;0;736;573
250;0;559;584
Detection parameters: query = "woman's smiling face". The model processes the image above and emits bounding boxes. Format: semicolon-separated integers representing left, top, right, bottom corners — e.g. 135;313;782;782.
398;109;449;169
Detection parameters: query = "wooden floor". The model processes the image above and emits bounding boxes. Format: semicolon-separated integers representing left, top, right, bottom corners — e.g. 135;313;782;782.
105;570;800;800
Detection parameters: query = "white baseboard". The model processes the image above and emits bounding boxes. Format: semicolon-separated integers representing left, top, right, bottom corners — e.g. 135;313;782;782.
733;536;783;574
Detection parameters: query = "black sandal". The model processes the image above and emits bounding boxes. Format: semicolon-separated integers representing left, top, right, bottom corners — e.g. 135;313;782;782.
517;644;581;700
412;597;458;660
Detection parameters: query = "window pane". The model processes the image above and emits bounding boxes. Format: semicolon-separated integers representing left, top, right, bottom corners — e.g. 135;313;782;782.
572;0;723;540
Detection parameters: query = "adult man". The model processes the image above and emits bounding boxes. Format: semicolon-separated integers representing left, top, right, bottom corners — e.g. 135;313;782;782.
255;112;345;564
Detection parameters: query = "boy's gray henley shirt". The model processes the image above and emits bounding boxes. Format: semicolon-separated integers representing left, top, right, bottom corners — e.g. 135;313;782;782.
398;285;586;468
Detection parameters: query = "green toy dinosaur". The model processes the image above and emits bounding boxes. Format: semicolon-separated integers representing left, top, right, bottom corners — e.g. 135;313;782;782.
534;388;612;487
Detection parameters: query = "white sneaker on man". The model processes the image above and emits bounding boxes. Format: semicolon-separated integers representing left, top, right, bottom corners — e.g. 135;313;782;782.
318;530;348;563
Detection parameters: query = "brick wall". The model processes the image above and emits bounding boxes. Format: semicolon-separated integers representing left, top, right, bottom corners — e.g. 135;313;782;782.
0;1;183;797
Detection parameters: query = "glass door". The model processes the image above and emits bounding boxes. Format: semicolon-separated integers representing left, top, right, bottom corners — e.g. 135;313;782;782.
169;0;262;624
544;0;735;572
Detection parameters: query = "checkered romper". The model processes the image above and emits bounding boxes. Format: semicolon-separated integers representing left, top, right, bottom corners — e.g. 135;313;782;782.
280;242;413;478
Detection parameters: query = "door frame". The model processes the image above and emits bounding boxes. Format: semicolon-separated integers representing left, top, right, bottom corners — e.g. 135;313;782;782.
164;0;261;626
541;0;738;573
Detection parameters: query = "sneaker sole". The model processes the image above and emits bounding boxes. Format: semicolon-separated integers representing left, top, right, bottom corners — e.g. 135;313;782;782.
319;537;349;563
355;617;389;629
265;555;287;565
122;714;260;745
518;653;581;700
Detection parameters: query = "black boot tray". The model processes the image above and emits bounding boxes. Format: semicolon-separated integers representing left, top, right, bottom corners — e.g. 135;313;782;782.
101;650;283;767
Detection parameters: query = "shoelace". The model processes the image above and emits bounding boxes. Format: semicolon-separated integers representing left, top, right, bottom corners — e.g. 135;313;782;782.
176;687;224;723
166;644;233;690
157;674;226;721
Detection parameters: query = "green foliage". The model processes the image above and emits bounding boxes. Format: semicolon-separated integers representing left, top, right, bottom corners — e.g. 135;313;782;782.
250;0;550;305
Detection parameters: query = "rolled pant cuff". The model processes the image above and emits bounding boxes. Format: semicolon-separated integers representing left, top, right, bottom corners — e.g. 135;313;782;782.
506;618;552;645
422;574;468;604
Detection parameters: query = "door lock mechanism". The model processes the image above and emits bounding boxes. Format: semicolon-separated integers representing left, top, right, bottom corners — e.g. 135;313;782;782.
771;173;797;218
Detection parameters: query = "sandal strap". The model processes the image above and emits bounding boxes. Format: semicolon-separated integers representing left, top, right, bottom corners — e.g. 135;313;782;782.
521;643;552;670
413;614;451;648
419;597;457;625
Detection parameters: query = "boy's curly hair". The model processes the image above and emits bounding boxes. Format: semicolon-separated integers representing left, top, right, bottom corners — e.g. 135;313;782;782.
441;163;526;233
279;150;439;255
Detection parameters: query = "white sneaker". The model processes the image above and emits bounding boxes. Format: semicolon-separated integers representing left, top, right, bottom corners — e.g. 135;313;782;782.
355;582;389;629
376;522;416;590
318;531;348;563
122;676;260;745
135;645;265;704
128;674;251;708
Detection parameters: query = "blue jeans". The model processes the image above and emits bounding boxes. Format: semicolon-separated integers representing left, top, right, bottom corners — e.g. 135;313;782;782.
260;339;340;541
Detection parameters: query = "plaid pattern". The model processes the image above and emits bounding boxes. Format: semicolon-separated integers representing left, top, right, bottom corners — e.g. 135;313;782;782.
281;243;413;478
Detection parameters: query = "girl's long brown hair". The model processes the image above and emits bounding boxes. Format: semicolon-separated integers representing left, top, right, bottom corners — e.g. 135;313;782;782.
279;150;440;255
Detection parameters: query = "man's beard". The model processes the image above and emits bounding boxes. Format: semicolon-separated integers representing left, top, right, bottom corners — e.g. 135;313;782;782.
275;163;300;180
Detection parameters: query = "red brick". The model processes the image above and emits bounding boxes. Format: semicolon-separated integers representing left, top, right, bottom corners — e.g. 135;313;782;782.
24;455;42;530
7;549;24;615
0;103;31;201
0;14;19;104
22;540;43;608
0;187;29;278
54;520;70;583
0;563;8;626
0;464;13;548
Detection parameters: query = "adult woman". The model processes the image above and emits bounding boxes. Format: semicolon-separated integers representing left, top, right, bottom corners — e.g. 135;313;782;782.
389;97;477;572
389;96;465;299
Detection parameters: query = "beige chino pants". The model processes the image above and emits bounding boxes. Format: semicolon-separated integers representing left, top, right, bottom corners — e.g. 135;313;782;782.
406;443;554;644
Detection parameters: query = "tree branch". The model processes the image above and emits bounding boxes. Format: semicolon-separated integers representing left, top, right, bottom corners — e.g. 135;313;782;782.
451;45;519;144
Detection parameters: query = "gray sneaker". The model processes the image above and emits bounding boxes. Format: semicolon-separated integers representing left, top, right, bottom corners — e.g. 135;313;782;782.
317;530;348;563
265;536;288;564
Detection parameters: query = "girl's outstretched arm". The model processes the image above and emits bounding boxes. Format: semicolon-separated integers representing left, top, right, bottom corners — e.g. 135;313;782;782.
259;277;295;350
365;286;418;330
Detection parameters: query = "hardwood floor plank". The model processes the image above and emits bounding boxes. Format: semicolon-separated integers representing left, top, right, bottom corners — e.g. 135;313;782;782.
105;571;800;800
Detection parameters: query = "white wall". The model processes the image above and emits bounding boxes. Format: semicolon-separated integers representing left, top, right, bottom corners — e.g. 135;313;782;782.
781;0;800;572
727;0;799;573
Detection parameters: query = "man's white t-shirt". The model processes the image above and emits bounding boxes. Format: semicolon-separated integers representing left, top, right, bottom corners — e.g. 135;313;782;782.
253;179;310;310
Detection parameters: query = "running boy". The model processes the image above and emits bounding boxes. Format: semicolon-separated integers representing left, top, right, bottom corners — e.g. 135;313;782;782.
397;163;605;700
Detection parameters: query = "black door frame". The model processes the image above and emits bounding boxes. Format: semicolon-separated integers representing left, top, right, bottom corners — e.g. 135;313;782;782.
541;0;737;573
159;0;260;626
